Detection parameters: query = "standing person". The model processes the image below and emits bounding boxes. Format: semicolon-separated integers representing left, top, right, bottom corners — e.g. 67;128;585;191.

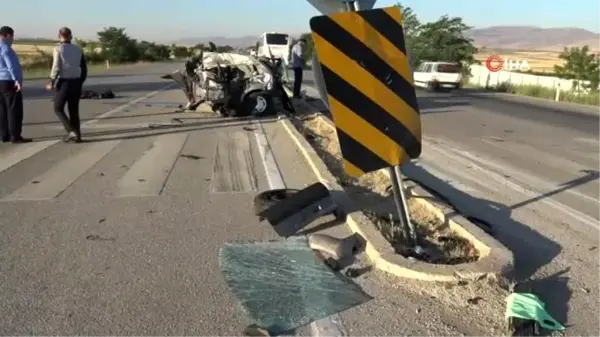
291;37;305;99
0;26;31;143
46;27;87;143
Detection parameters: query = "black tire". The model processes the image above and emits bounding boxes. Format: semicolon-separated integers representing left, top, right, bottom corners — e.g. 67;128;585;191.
243;91;274;116
426;81;438;92
253;189;299;217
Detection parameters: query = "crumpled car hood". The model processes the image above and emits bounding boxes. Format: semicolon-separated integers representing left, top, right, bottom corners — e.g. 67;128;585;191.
202;52;256;68
201;52;273;77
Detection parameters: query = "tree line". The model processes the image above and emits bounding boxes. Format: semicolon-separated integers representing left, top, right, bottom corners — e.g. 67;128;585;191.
294;4;478;71
82;27;236;63
20;26;236;69
554;45;599;91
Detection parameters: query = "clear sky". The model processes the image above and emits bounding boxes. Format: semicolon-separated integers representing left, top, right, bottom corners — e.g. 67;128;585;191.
4;0;599;42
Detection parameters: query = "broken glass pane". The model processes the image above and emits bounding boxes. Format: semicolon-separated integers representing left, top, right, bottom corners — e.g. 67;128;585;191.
219;237;372;335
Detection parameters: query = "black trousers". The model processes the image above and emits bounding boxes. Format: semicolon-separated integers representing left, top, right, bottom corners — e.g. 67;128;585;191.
54;78;82;135
184;73;196;102
293;67;303;98
0;80;24;140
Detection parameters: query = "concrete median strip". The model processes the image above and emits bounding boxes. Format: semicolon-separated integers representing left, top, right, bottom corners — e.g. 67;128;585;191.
278;88;514;282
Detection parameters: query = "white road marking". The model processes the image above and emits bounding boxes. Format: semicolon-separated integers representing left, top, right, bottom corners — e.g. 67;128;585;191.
0;140;59;175
480;137;592;174
424;138;600;230
254;120;286;190
116;133;188;197
410;158;481;194
84;83;176;126
477;139;599;205
574;137;600;146
254;118;347;337
2;141;121;201
0;83;175;176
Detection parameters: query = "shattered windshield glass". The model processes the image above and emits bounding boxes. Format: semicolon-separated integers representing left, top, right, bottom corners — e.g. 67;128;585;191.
219;237;372;334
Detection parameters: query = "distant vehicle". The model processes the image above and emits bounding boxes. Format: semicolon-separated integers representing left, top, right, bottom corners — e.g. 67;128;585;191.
256;32;291;64
413;61;463;92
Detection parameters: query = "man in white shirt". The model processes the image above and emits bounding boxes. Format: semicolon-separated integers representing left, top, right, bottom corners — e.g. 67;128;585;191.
290;38;306;98
46;27;88;143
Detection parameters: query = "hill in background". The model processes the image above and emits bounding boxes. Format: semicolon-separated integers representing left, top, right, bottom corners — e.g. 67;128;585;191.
177;26;599;52
465;26;599;51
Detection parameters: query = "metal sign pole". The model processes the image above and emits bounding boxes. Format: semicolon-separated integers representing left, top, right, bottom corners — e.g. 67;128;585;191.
340;0;414;246
394;165;416;245
388;166;414;246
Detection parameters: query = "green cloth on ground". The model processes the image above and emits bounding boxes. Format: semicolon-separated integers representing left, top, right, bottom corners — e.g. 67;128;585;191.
505;293;565;331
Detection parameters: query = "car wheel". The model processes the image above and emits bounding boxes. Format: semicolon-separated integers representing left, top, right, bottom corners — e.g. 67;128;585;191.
243;91;274;116
426;82;437;92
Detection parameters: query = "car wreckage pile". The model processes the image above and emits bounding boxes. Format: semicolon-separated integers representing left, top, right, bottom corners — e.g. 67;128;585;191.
162;48;293;117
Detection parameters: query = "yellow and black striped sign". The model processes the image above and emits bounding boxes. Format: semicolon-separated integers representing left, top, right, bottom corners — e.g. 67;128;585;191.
309;6;421;178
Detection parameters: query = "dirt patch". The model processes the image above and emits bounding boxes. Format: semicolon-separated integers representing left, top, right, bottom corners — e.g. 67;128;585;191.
384;273;511;336
291;110;478;264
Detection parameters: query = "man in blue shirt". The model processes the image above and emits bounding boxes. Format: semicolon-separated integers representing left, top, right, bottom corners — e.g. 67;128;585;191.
291;37;306;99
0;26;31;143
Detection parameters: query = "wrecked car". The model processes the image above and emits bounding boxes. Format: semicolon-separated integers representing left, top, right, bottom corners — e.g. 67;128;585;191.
162;51;292;117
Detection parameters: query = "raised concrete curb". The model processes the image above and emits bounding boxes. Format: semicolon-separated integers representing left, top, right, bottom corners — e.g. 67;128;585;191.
278;88;514;282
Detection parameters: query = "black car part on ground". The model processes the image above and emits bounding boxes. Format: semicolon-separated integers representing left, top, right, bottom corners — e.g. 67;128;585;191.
80;89;115;99
253;183;339;238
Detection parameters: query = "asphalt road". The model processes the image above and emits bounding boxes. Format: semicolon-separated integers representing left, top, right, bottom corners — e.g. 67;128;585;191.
20;62;180;141
1;63;512;336
300;69;600;336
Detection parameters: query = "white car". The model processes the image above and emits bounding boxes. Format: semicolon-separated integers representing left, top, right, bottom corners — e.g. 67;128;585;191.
413;61;463;92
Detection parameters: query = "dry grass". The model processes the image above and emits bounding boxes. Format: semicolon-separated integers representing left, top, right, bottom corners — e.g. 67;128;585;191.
14;43;58;75
13;43;55;56
10;43;156;79
475;49;564;73
295;111;478;264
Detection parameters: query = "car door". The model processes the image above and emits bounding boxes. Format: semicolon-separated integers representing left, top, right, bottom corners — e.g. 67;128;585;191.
413;63;428;87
